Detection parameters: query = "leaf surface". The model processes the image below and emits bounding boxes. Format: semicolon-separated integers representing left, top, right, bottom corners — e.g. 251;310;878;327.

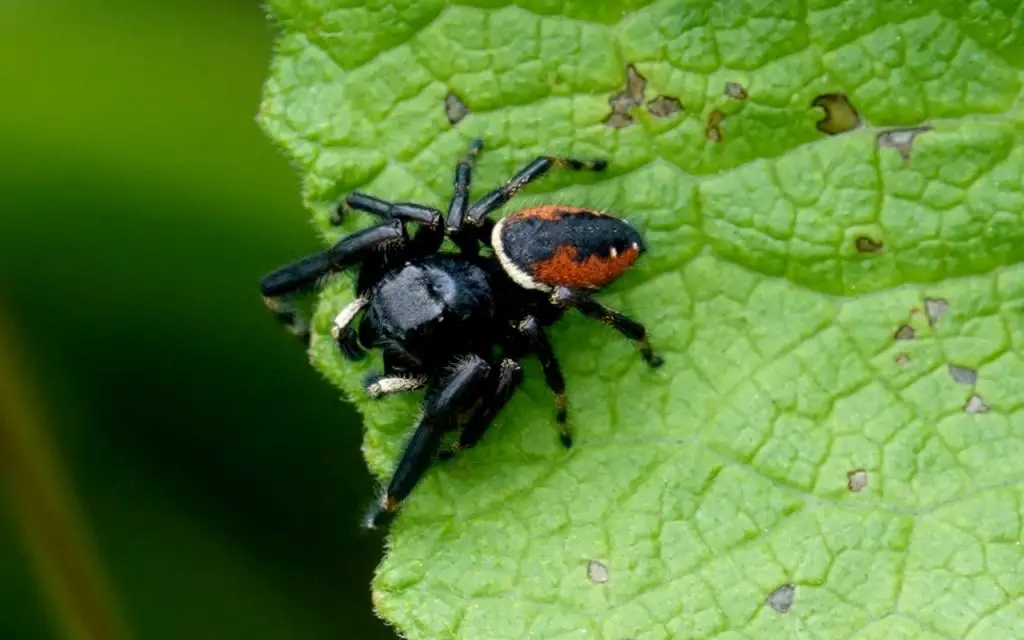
260;1;1024;637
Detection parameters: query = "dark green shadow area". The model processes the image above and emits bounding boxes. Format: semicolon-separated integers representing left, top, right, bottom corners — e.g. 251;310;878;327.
0;0;396;637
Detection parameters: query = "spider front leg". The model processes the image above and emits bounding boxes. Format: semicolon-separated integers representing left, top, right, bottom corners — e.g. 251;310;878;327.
460;153;607;230
553;287;664;367
259;220;405;342
364;354;492;529
335;193;444;256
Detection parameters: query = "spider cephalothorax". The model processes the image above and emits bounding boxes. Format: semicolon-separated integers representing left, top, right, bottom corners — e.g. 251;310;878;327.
260;140;662;527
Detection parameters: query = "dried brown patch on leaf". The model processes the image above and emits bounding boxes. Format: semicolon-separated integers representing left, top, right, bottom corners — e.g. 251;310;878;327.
724;81;748;100
766;584;796;613
811;93;862;135
847;469;868;492
444;91;469;125
855;236;884;253
646;95;683;118
706;109;725;142
925;298;949;327
604;64;646;128
894;325;916;341
586;560;609;584
964;394;990;414
948;364;977;386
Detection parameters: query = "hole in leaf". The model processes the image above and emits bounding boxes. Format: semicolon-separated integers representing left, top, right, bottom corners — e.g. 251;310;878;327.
444;91;469;125
924;298;949;327
877;126;932;162
706;109;725;142
724;81;748;100
647;95;683;118
895;353;911;366
855;236;884;253
847;469;868;492
964;394;990;414
894;325;916;341
948;364;977;386
766;584;795;613
587;560;609;584
811;93;861;135
604;64;646;129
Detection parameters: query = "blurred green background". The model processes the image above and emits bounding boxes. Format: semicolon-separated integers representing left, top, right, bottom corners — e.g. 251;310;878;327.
0;0;395;637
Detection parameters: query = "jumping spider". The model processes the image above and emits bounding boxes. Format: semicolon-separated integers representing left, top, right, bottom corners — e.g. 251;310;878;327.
260;140;662;527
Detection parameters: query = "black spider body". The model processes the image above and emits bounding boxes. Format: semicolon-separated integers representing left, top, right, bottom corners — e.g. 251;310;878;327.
260;140;662;528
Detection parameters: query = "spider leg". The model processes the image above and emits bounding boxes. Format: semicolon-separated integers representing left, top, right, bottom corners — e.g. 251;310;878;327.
365;354;492;529
553;287;664;367
460;154;607;229
331;295;369;360
363;373;427;398
445;139;486;254
517;316;572;446
439;357;523;459
336;194;443;256
259;221;405;341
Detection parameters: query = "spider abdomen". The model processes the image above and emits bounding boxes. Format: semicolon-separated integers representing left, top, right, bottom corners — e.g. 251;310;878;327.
492;206;645;292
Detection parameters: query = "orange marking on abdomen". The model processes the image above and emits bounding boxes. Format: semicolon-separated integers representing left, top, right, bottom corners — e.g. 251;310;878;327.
511;205;598;221
531;245;640;289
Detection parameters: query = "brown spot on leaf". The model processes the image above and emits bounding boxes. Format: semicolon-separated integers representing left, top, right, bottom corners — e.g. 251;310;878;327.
767;584;795;613
647;95;683;118
855;236;884;253
444;91;469;125
948;364;977;386
894;325;916;341
811;93;861;135
843;468;868;493
587;560;609;584
706;109;725;142
964;394;990;414
604;64;646;128
724;81;748;100
895;353;911;366
847;469;868;492
924;298;949;327
877;126;932;162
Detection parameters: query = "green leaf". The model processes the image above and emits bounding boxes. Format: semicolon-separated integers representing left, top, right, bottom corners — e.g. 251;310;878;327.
260;1;1024;637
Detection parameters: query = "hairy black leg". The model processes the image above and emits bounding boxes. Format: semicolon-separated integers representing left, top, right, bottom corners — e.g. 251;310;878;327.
336;194;443;256
461;154;607;229
446;138;483;232
363;373;427;399
554;287;664;367
259;221;404;342
331;295;369;360
439;358;523;460
364;355;492;529
518;316;572;447
260;251;333;341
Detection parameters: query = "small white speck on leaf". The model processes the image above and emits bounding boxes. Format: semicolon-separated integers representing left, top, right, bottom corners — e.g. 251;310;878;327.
948;364;977;386
766;584;795;613
587;560;609;584
964;394;990;414
847;469;868;492
925;298;949;327
877;126;932;161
